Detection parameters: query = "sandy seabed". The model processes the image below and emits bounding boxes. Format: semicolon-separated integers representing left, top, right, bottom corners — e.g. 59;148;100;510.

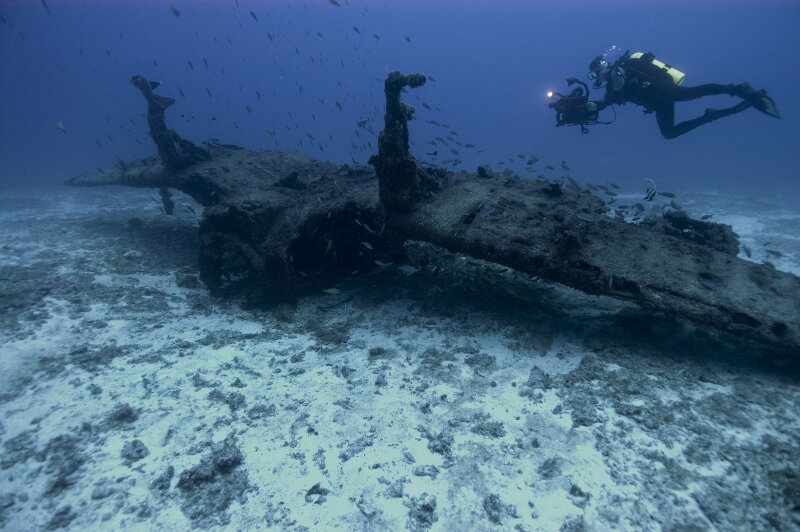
0;185;798;531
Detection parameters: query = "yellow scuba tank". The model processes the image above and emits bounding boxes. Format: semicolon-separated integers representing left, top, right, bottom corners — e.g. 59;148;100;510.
630;52;685;86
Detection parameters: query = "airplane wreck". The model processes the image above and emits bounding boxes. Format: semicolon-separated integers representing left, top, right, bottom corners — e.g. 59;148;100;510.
66;72;800;357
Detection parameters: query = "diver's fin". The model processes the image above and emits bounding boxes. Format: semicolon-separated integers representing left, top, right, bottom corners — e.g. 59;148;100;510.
751;91;780;118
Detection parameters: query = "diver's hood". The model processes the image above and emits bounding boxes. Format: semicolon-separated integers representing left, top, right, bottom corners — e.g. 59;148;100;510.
588;55;606;73
588;55;610;88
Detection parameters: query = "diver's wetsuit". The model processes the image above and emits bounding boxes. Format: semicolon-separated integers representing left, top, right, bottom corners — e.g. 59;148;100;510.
594;52;753;139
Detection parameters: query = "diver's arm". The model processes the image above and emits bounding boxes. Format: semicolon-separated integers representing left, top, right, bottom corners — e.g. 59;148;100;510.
591;93;614;112
592;98;610;112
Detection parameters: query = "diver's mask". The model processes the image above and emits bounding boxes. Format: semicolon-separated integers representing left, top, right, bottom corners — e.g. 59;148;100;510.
587;55;610;88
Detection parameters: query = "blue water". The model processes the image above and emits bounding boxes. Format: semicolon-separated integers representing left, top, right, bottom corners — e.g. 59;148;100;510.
1;0;798;195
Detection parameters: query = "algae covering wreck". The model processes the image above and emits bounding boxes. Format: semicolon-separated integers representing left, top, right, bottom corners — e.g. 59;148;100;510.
66;72;800;359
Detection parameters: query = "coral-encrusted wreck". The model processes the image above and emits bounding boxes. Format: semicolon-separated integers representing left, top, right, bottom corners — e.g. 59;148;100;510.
67;73;800;357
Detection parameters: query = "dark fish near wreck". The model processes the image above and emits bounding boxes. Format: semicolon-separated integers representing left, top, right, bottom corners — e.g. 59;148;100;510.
169;4;180;18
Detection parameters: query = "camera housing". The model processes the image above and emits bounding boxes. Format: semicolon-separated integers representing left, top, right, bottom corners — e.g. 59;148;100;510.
548;78;599;133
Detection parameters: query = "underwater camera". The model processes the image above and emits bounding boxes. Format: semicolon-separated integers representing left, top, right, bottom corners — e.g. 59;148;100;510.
547;77;599;134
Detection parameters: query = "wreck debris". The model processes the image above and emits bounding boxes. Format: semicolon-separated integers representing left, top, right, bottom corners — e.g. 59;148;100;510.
130;74;210;171
66;72;800;356
159;186;175;215
369;71;438;212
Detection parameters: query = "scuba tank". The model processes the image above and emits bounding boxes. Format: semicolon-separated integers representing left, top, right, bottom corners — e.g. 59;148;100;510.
630;52;685;86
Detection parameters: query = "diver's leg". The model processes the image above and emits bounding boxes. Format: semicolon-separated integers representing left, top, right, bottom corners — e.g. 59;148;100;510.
668;83;750;102
657;100;752;139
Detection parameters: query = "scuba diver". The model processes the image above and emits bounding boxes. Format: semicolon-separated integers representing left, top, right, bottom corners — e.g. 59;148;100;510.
548;47;780;138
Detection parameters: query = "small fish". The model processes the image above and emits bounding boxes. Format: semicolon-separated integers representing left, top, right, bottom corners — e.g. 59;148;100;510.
421;102;432;110
361;241;374;250
742;245;752;258
246;104;252;113
643;178;657;201
353;26;360;34
250;10;257;21
700;214;713;220
658;191;676;198
41;0;50;14
203;57;208;69
169;4;180;17
699;279;717;291
328;0;340;5
372;33;380;40
56;121;67;133
187;59;194;70
178;87;185;98
335;101;342;110
561;160;570;171
405;36;411;43
324;287;340;294
545;164;555;171
576;213;596;223
205;88;212;97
